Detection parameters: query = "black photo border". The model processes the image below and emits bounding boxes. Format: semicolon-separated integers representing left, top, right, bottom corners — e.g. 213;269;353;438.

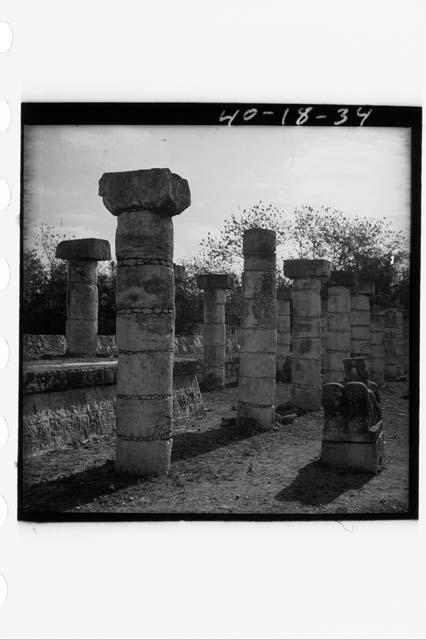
18;102;422;522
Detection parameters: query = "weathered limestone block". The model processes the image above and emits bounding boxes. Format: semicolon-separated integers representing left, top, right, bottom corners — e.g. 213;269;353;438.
197;273;233;390
384;308;398;380
351;280;374;368
238;229;277;430
284;259;330;410
99;167;191;476
320;299;327;374
369;307;385;385
56;238;111;356
395;309;404;377
276;286;291;382
325;271;355;384
321;357;384;473
173;263;186;285
403;310;409;375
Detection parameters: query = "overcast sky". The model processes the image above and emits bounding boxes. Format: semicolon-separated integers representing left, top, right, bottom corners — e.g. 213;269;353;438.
23;125;411;262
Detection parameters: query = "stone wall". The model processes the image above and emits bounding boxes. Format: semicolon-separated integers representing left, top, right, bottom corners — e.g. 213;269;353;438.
24;330;240;386
23;357;204;456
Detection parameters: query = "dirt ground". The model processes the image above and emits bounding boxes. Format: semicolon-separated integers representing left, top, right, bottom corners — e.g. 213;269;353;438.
21;381;411;517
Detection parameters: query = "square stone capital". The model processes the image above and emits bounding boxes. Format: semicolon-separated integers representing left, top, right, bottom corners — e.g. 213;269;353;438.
197;273;233;291
283;259;330;280
243;228;276;256
98;168;191;216
329;270;359;288
55;238;111;261
277;286;292;300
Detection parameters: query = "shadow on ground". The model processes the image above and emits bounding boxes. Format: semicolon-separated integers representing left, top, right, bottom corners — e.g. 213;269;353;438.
275;460;374;507
22;423;252;513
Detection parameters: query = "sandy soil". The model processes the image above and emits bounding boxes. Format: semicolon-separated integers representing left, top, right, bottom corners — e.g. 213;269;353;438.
21;381;411;517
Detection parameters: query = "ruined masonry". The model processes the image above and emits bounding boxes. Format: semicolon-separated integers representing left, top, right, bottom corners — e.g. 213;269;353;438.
237;228;277;431
351;280;374;368
276;286;291;382
384;307;398;380
197;273;233;390
325;271;355;384
369;307;385;385
284;259;330;410
98;168;191;476
56;238;111;356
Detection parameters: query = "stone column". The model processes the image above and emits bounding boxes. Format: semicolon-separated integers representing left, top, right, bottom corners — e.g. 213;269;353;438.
395;308;404;377
276;286;291;381
403;310;409;375
196;273;233;390
384;307;398;380
237;229;276;431
320;292;328;374
55;238;111;357
369;307;385;385
173;263;185;285
324;271;355;383
351;280;374;368
99;168;191;476
284;259;331;410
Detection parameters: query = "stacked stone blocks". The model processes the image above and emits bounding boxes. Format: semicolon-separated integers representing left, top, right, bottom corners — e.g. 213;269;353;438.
99;167;191;476
237;229;277;431
284;259;330;410
56;238;111;357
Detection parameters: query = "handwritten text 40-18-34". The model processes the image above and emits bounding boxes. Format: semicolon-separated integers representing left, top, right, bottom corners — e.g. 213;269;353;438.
219;106;373;127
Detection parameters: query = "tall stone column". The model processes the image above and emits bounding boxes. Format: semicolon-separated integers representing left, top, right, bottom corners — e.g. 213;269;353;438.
99;168;191;476
173;263;185;285
320;293;328;374
351;280;374;368
395;308;404;377
403;310;409;375
276;286;291;381
324;271;354;383
284;259;331;410
197;273;233;390
384;307;398;380
237;229;276;431
56;238;111;356
369;307;385;385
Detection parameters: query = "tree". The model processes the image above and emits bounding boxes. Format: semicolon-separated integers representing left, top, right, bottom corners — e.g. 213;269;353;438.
290;205;409;302
198;201;290;274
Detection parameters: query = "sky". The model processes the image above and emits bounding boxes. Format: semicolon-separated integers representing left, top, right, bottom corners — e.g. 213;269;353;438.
23;125;411;262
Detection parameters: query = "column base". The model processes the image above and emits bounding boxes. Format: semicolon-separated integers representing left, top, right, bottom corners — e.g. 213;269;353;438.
115;438;172;476
237;403;275;432
320;434;384;474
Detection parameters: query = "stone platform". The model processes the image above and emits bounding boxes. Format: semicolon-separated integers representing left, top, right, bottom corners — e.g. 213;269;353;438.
22;356;204;456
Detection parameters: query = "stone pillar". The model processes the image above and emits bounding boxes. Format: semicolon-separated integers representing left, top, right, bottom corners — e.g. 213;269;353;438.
320;292;328;374
237;229;276;431
276;286;291;381
351;280;374;368
283;259;330;410
98;168;191;476
403;310;409;374
173;263;185;285
325;271;355;383
395;308;404;377
369;307;385;386
55;238;111;356
196;273;233;390
384;307;398;380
